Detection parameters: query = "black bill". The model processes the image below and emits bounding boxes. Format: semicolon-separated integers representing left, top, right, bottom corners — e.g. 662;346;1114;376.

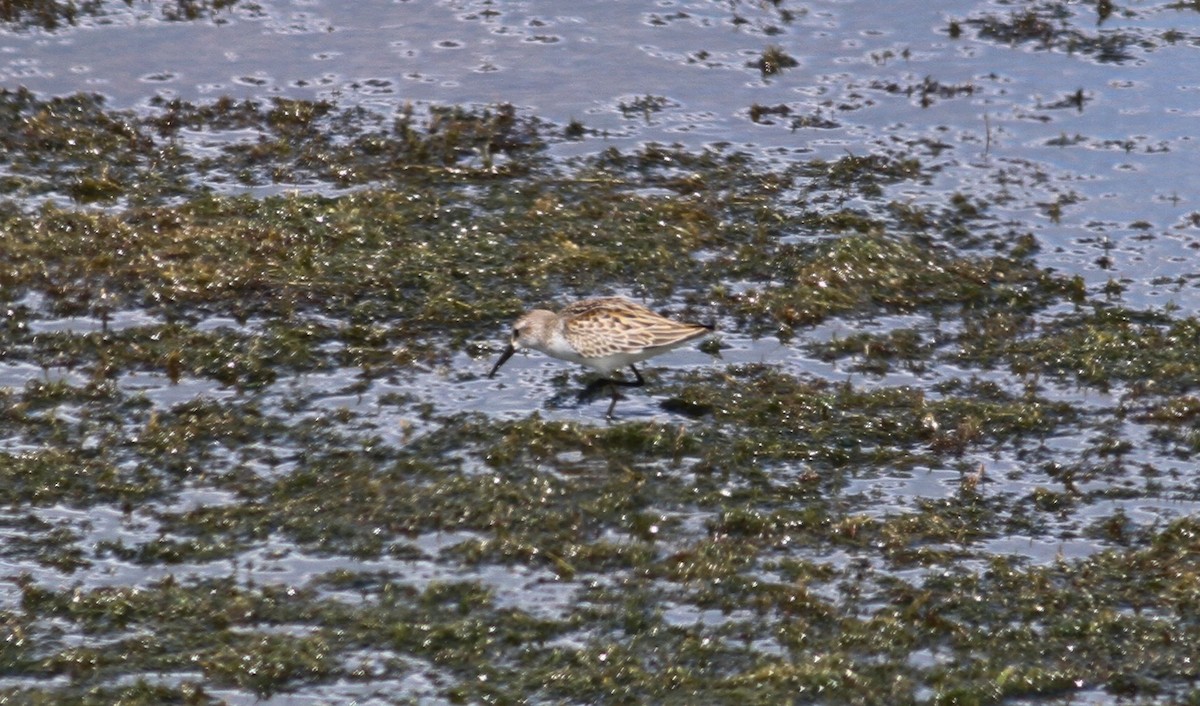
488;343;516;378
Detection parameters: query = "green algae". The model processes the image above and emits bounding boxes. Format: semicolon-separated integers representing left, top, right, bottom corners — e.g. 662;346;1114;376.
751;45;799;76
0;682;217;706
1;89;1031;351
12;517;1200;704
0;89;544;207
1;92;1199;704
719;231;1081;338
667;365;1075;470
952;0;1200;66
809;327;931;375
1000;309;1200;393
0;448;163;506
0;1;248;31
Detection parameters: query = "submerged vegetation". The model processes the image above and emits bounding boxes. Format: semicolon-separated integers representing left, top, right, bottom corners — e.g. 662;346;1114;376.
0;0;245;29
0;85;1197;704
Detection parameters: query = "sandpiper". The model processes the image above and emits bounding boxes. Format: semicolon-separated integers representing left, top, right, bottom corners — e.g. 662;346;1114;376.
488;296;713;418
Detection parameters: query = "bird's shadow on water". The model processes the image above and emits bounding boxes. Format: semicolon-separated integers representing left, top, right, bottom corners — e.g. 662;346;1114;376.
542;385;620;416
541;376;714;421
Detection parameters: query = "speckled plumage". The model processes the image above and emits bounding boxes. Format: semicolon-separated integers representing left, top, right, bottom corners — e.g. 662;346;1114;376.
488;297;713;417
493;296;711;373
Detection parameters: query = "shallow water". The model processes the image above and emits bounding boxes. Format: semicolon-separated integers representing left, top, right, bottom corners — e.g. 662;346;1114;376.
2;1;1200;704
3;0;1197;316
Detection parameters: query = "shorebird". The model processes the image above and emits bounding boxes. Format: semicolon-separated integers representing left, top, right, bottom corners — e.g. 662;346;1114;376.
488;296;713;418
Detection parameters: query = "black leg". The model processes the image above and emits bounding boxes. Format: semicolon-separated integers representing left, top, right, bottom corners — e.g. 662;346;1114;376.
605;366;647;418
605;385;620;419
580;365;647;418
